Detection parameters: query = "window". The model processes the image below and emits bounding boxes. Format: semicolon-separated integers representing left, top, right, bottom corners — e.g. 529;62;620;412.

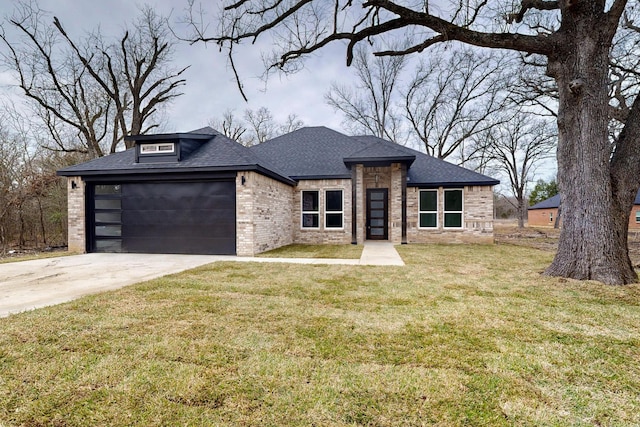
325;190;343;229
444;189;463;228
419;190;438;228
93;184;122;252
140;142;175;154
301;191;319;228
636;211;640;223
549;212;554;222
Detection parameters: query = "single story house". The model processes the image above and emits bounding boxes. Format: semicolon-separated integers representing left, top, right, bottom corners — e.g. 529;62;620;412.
528;191;640;228
57;126;499;255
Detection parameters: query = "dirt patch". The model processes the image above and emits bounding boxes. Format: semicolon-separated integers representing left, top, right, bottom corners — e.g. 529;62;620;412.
495;222;640;266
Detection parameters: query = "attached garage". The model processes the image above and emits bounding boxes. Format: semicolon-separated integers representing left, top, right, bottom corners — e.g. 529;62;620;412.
89;180;236;255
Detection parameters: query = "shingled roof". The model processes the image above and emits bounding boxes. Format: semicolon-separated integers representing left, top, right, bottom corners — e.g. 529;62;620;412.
57;127;295;184
529;191;640;210
58;126;499;187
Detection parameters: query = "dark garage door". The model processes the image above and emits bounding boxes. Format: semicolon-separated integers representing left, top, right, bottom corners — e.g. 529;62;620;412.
92;181;236;255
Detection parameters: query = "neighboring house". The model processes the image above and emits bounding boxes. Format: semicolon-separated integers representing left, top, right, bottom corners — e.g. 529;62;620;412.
527;194;561;227
57;126;499;256
528;191;640;229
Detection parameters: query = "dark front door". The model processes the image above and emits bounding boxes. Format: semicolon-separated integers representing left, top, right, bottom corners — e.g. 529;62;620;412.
367;188;388;240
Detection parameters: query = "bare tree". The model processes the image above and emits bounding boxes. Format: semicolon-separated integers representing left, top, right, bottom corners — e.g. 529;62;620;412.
485;113;556;228
186;0;640;285
0;2;187;157
405;48;513;162
209;107;304;146
326;44;406;141
209;109;248;142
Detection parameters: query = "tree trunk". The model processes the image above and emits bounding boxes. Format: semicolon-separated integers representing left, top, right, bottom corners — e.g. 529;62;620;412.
517;196;525;229
544;10;637;285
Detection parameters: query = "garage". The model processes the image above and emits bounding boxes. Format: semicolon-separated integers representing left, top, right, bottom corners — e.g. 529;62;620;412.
90;180;236;255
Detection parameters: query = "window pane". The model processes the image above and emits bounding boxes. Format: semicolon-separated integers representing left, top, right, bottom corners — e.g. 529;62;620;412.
326;190;342;211
95;212;121;223
371;219;384;227
420;191;437;211
326;213;343;228
95;225;122;237
370;228;384;236
95;184;121;195
636;212;640;222
444;190;462;211
158;144;174;152
95;239;122;252
302;213;319;228
420;213;437;228
95;199;121;210
444;213;462;228
370;210;383;218
302;191;319;211
371;201;384;209
370;192;384;200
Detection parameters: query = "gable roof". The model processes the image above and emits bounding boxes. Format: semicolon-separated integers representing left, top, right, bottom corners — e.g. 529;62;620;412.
58;125;499;188
350;134;498;187
528;194;561;210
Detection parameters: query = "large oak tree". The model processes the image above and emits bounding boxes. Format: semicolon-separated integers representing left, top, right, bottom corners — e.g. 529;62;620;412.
187;0;640;284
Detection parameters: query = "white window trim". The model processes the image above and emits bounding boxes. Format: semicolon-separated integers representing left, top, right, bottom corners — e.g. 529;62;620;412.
418;189;438;229
443;188;464;229
140;142;175;154
301;190;320;229
324;189;344;230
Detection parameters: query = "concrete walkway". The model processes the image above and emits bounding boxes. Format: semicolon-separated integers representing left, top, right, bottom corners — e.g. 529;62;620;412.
0;242;404;317
359;241;405;266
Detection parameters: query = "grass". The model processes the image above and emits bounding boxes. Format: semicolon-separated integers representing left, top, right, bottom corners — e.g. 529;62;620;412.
257;243;363;259
1;244;640;426
0;250;71;264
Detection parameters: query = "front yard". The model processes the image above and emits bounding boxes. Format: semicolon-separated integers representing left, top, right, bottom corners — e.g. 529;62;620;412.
1;244;639;426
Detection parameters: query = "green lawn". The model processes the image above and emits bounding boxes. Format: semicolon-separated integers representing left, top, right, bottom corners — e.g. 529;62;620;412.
1;244;639;426
257;243;363;259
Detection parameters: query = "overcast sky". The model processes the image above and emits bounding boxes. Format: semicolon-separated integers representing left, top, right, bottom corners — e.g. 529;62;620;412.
1;0;557;183
2;0;350;133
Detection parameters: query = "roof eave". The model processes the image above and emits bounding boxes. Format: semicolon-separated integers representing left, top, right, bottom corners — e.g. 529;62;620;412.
343;155;416;167
124;132;215;142
407;180;499;188
58;164;296;186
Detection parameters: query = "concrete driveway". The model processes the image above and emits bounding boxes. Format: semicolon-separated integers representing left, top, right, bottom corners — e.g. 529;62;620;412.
0;253;223;317
0;243;403;318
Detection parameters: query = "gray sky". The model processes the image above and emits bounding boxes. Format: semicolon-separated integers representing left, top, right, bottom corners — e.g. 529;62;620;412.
0;0;557;184
2;0;349;133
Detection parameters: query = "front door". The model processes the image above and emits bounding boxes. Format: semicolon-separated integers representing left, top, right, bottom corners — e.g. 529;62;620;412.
367;188;388;240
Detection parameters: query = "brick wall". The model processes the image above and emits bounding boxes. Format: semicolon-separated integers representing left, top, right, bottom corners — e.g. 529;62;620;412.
406;185;495;244
293;179;352;244
528;208;559;227
66;176;86;253
236;172;294;256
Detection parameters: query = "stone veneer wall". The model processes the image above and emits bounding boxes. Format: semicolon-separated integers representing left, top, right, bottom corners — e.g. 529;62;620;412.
236;172;294;256
357;165;404;243
67;176;86;253
293;179;352;244
406;185;495;244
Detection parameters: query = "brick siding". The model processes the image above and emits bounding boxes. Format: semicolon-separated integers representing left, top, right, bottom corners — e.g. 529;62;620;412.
236;172;294;256
406;185;495;244
293;179;352;245
66;176;86;253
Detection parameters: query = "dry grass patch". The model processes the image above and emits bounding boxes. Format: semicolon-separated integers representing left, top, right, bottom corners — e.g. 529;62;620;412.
1;244;639;426
257;243;363;259
0;250;71;264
